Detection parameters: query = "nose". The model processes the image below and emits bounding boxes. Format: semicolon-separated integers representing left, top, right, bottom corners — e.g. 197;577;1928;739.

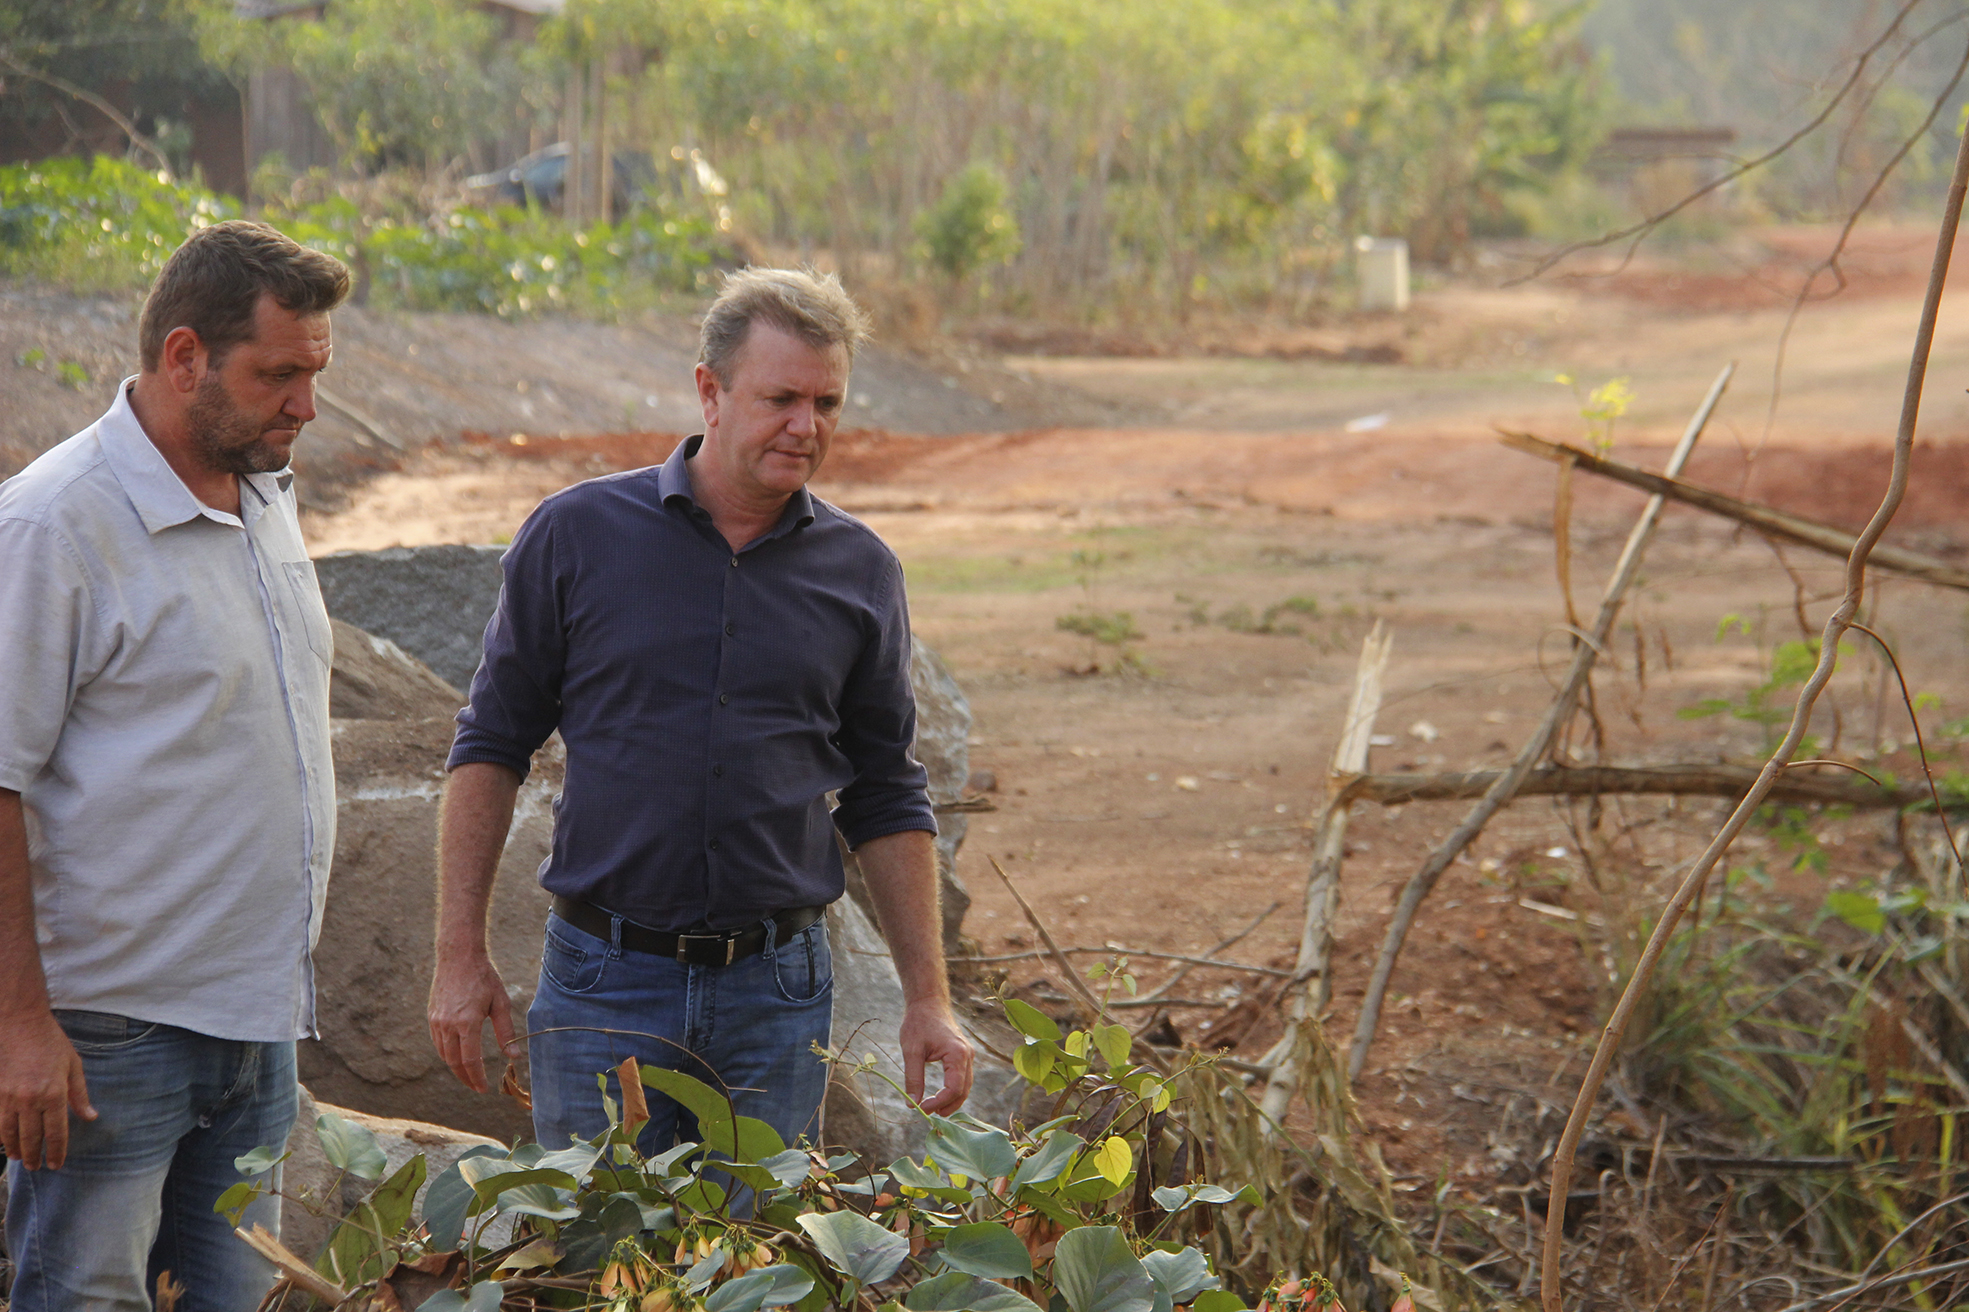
286;376;319;426
786;398;817;438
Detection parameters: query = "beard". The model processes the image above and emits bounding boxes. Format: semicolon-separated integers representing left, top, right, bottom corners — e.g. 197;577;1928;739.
185;372;297;476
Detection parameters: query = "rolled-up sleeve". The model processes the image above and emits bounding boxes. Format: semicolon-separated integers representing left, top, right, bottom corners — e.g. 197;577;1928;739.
0;518;98;793
447;500;566;781
831;554;937;848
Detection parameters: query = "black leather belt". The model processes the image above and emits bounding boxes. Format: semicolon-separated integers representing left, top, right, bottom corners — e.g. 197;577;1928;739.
550;896;825;967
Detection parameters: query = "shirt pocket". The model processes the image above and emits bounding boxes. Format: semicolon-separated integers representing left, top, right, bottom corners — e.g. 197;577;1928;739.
281;559;335;666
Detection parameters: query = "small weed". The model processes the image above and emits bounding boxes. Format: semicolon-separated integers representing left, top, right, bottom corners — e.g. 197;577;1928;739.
16;347;46;368
54;360;89;389
1057;608;1143;646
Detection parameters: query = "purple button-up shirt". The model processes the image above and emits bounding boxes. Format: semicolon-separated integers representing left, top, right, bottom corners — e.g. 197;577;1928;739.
447;435;934;930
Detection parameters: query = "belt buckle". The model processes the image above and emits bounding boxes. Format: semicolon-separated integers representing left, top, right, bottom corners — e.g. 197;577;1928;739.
677;933;737;967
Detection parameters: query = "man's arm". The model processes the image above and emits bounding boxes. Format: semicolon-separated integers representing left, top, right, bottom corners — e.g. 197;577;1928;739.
427;762;524;1093
854;828;973;1114
0;789;95;1169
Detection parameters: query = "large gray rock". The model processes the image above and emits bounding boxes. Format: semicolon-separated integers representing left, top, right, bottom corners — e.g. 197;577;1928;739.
822;895;1022;1166
310;715;558;1141
315;544;507;690
280;1086;507;1263
910;638;973;952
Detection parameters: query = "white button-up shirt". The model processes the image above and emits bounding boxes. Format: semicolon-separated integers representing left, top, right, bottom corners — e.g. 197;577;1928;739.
0;382;334;1041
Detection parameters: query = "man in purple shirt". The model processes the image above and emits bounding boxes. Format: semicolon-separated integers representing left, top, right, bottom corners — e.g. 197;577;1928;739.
427;268;972;1156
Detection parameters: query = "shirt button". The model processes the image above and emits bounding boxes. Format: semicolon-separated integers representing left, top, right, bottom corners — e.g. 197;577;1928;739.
730;557;738;568
725;623;735;636
712;764;724;777
719;693;730;705
708;839;722;852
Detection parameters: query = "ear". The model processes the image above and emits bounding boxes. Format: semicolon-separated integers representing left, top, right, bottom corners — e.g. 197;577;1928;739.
158;326;209;396
694;362;722;434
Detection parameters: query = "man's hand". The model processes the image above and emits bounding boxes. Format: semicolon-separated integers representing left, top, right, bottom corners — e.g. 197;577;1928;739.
428;952;518;1094
900;998;974;1116
0;1008;95;1169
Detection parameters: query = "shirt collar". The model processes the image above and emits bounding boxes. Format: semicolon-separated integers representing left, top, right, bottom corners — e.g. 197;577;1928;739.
97;378;294;534
659;434;817;541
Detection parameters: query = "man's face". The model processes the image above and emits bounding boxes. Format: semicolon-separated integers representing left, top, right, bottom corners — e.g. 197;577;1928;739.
186;295;332;477
695;323;849;502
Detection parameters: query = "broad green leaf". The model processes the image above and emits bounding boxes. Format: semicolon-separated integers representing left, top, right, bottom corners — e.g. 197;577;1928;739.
905;1271;1046;1312
707;1265;816;1312
535;1140;602;1182
1142;1248;1217;1305
1093;1136;1133;1186
423;1146;506;1251
926;1115;1018;1184
640;1063;789;1164
1011;1130;1084;1190
1003;998;1061;1042
797;1210;911;1287
317;1155;425;1286
468;1165;579;1208
459;1158;580;1221
1150;1184;1236;1213
419;1282;505;1312
938;1221;1034;1280
1093;1024;1132;1070
496;1236;562;1272
212;1180;263;1225
1015;1040;1059;1085
1064;1031;1091;1059
760;1147;815;1187
233;1145;287;1177
1192;1292;1248;1312
1052;1226;1156;1312
1825;889;1885;935
686;1248;731;1293
314;1111;387;1180
891;1156;972;1204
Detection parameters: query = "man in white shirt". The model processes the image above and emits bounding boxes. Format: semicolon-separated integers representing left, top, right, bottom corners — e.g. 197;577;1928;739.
0;221;347;1311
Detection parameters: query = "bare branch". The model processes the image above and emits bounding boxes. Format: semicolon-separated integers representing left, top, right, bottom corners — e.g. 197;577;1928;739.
0;51;171;174
1539;116;1969;1312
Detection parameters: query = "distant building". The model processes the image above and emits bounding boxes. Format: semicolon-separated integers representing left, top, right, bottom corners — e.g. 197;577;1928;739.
1592;126;1740;216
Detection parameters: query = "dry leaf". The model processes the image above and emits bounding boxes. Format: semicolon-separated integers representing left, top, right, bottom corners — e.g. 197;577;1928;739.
501;1061;533;1111
618;1055;650;1137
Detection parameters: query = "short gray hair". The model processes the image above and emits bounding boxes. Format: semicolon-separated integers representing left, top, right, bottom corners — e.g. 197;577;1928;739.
698;266;871;387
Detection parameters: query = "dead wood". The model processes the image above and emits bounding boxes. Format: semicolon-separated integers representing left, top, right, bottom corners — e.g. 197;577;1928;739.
965;945;1290;975
1539;124;1969;1312
235;1225;348;1306
1258;622;1391;1128
1349;762;1924;809
1497;429;1969;593
1350;363;1735;1084
987;855;1172;1074
1133;900;1280;1007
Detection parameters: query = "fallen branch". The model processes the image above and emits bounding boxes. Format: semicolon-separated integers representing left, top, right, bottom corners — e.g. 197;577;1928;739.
1351;363;1735;1083
1539;122;1969;1312
1350;762;1925;809
965;946;1288;975
987;856;1171;1074
233;1225;348;1306
1496;429;1969;593
1133;900;1280;1006
1261;622;1392;1128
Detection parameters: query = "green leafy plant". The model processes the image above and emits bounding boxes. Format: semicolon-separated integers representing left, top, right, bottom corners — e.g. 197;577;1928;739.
0;155;238;290
215;998;1363;1311
915;163;1022;282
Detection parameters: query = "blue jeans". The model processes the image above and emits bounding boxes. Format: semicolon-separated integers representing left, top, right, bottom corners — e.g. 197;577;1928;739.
526;912;834;1163
5;1011;294;1312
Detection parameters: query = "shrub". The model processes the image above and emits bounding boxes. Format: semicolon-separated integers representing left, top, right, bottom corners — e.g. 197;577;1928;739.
0;156;237;290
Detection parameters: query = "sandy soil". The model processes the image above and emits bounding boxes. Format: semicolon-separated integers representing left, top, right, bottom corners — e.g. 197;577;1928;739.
294;226;1969;1187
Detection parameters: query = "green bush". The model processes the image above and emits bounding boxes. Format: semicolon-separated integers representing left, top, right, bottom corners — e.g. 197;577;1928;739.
0;156;721;317
0;156;238;290
915;164;1022;281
